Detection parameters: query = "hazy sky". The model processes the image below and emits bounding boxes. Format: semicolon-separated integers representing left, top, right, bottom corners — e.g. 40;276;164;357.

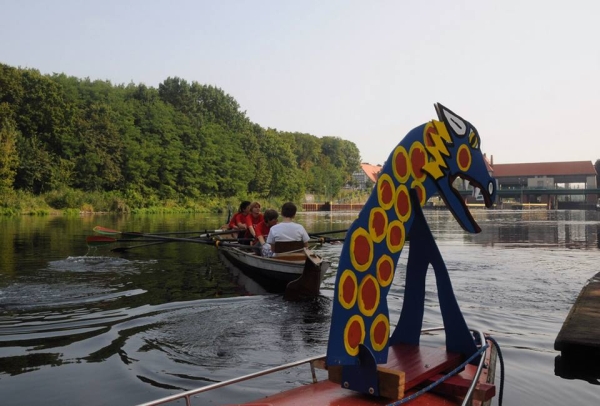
1;0;598;165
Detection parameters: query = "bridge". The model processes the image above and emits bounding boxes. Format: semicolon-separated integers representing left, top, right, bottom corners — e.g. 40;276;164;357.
459;188;600;197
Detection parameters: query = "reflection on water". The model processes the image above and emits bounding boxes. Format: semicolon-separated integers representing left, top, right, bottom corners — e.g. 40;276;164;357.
1;211;600;405
457;209;600;249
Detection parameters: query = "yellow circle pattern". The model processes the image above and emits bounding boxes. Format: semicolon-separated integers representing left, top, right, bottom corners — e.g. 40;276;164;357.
350;228;374;272
338;270;358;309
343;315;366;356
370;313;390;352
358;274;380;317
368;207;388;243
339;138;441;357
394;184;411;223
386;220;406;254
376;255;394;287
457;144;471;171
377;174;395;210
409;142;427;183
392;146;411;184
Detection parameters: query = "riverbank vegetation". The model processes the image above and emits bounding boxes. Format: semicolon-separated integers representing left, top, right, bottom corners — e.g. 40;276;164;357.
0;63;363;215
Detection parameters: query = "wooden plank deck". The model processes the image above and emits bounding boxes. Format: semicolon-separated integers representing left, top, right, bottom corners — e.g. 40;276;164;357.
555;271;600;354
328;344;464;399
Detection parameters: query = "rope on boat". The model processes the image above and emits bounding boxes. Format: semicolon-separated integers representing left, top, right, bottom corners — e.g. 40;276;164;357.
385;343;489;406
487;335;505;406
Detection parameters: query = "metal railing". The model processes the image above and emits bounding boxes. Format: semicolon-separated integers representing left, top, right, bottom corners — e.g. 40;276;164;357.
136;354;326;406
136;327;490;406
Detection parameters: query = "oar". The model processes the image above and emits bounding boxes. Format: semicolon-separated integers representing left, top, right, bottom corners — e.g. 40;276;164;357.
86;235;211;252
310;237;346;244
111;237;255;253
308;229;348;237
93;226;238;238
86;234;257;250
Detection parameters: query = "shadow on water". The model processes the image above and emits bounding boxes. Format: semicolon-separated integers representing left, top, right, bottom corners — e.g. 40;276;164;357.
555;354;600;385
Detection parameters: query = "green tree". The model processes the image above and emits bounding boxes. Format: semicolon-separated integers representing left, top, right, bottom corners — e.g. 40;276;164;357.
264;129;304;200
0;104;19;192
73;103;125;191
244;124;272;196
201;122;251;197
0;62;365;209
15;134;53;193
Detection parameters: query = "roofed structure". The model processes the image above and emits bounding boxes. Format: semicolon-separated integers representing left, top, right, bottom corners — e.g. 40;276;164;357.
492;160;597;188
361;163;381;183
352;163;382;189
492;161;596;178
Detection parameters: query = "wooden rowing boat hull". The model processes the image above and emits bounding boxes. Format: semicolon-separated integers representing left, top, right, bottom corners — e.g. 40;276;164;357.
218;246;330;293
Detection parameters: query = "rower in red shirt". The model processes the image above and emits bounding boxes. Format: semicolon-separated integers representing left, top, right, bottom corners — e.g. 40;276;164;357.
226;201;251;239
244;201;264;242
252;209;279;257
252;209;279;246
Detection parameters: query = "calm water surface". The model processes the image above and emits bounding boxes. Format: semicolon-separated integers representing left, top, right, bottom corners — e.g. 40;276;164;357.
1;210;599;405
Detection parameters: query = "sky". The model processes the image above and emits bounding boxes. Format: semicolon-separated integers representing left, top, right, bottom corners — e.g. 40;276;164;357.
1;0;599;166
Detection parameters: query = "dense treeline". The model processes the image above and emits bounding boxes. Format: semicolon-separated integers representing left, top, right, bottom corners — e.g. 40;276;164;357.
0;63;361;212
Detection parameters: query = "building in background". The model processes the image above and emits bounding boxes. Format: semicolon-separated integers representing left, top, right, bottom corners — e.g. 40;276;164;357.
352;163;382;190
349;156;598;209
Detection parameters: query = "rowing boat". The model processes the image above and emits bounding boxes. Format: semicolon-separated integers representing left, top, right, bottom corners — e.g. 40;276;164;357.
217;241;330;298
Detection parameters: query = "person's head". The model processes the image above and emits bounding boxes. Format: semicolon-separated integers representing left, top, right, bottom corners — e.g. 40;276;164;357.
264;209;279;225
239;201;251;213
281;202;297;218
249;201;261;216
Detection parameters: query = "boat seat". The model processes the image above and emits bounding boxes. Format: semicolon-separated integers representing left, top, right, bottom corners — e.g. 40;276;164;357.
271;241;306;254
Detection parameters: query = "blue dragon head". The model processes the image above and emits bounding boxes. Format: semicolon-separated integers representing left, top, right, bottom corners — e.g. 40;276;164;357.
422;103;497;233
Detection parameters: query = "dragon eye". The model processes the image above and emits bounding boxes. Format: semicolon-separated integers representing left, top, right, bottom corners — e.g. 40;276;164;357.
468;131;480;150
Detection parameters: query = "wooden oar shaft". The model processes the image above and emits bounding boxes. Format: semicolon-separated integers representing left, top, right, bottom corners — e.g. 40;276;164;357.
308;229;348;237
121;233;217;244
111;237;255;253
93;225;238;238
88;234;256;251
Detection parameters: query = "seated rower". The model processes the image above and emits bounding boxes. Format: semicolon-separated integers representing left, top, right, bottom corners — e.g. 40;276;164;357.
252;209;278;256
222;201;251;241
265;202;310;257
244;201;264;245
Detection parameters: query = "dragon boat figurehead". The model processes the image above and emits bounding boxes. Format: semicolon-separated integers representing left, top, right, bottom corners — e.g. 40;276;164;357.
326;103;497;379
423;103;497;233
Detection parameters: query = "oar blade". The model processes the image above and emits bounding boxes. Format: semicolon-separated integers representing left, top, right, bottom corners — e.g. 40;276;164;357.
93;226;121;236
93;226;145;239
86;236;117;246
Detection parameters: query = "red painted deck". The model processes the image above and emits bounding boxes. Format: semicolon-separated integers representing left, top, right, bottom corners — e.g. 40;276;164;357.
234;344;496;406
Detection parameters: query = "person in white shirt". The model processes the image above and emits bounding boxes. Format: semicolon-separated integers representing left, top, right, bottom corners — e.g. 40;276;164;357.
264;202;309;257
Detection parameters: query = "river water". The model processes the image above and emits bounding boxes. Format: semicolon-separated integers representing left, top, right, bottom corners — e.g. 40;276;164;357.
1;210;599;406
